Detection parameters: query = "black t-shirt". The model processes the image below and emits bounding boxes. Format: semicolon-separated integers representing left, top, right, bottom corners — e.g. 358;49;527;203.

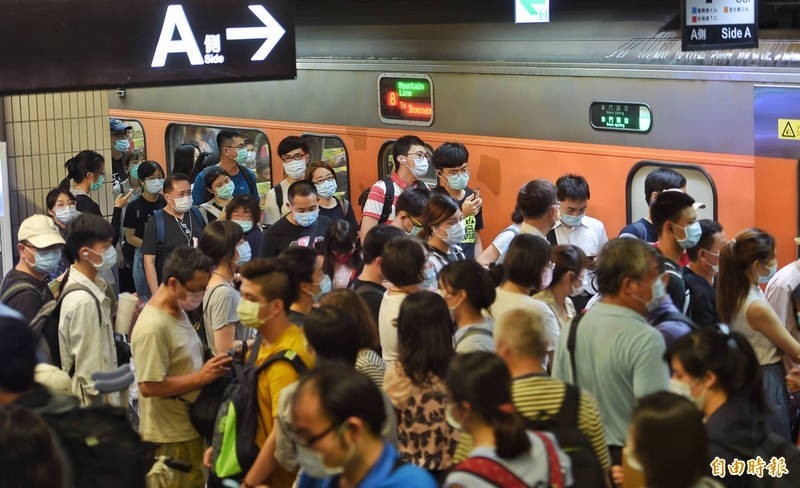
683;266;718;328
618;218;658;242
259;215;332;258
433;186;484;259
75;194;101;216
141;209;205;281
0;269;54;322
123;195;166;240
351;279;386;326
318;198;358;232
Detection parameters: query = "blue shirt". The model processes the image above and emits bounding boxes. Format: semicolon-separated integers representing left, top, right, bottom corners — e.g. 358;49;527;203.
191;165;259;205
297;443;436;488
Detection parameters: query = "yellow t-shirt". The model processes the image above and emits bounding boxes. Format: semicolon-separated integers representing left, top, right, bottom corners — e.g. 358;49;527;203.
252;324;314;488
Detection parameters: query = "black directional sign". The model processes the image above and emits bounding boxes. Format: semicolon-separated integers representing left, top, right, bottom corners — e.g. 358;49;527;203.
682;0;758;51
0;1;295;95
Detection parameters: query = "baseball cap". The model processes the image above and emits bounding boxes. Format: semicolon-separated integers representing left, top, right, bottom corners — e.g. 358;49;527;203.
662;188;706;210
18;215;66;249
110;118;132;133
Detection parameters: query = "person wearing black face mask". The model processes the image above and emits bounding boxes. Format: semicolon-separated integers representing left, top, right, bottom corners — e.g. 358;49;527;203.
131;246;232;488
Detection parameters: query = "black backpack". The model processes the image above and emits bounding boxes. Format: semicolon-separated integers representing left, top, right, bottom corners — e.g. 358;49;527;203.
44;405;147;488
711;424;800;487
523;384;606;488
358;177;394;224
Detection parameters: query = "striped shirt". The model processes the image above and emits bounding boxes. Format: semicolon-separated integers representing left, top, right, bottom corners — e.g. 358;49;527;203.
356;348;386;388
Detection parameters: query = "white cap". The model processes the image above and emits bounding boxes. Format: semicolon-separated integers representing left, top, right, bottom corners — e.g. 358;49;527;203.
18;215;65;248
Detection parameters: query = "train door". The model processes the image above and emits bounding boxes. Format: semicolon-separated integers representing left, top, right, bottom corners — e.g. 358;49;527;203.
625;161;718;225
301;134;350;202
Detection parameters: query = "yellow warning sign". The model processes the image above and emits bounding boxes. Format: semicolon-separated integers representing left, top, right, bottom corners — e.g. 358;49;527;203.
778;118;800;140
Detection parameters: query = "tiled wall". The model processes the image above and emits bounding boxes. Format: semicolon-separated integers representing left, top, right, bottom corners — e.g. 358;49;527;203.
2;91;113;241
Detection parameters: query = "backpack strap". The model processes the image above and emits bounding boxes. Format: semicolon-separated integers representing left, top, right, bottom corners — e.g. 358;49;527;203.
453;456;529;488
190;206;207;229
556;384;580;427
154;209;166;249
60;283;103;325
566;311;585;385
275;184;284;215
378;177;394;224
531;431;566;488
199;283;231;350
546;228;558;246
651;309;698;330
254;349;308;376
632;220;649;240
335;196;350;220
237;164;257;195
455;327;493;348
495;225;521;265
0;281;42;305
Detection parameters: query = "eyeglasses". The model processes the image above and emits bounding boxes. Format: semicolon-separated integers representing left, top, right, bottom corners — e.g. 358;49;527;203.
406;151;428;159
286;423;336;448
313;175;335;185
54;201;77;210
225;144;247;151
281;152;307;162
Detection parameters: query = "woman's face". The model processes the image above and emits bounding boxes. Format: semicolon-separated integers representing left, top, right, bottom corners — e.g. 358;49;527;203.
311;167;335;185
49;193;76;216
210;174;232;193
230;207;255;224
434;209;463;237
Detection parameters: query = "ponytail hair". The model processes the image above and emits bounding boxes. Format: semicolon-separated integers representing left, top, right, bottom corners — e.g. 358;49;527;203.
717;228;775;324
549;244;586;290
446;352;531;459
665;328;766;413
60;150;104;190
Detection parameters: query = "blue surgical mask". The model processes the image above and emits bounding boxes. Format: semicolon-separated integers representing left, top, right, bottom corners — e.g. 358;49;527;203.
446;173;469;191
758;262;778;284
27;248;62;274
437;219;466;246
422;266;438;291
315;179;337;199
312;275;332;302
235;148;249;165
216;180;235;200
675;221;702;249
293;209;319;228
560;213;585;228
236;241;252;266
144;178;164;194
234;219;254;233
130;162;141;180
114;139;129;153
88;246;117;270
647;275;666;312
409;157;429;177
90;174;105;191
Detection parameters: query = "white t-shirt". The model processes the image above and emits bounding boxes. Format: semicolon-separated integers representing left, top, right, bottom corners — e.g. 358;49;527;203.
490;287;560;353
552;215;608;295
378;291;408;366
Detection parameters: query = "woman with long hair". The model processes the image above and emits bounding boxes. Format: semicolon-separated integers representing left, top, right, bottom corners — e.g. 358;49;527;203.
717;228;800;440
199;166;233;222
320;219;361;289
383;291;458;481
444;352;572;487
438;260;496;353
534;244;586;331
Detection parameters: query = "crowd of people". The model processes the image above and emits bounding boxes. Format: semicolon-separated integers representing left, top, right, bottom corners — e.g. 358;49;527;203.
0;123;799;487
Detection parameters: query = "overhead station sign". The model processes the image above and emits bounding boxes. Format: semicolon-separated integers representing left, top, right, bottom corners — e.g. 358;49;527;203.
0;1;295;95
378;74;434;127
682;0;758;51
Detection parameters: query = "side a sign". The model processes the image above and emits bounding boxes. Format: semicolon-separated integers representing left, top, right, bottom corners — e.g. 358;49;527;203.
0;1;295;95
682;0;758;51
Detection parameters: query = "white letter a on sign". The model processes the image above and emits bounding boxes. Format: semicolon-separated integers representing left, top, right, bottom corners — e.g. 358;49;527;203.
151;5;204;68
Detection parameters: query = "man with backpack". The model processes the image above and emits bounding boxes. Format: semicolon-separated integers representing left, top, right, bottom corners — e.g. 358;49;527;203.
206;258;313;487
191;129;259;206
0;215;64;321
359;135;430;243
494;308;610;487
142;173;207;295
262;136;310;226
131;246;233;487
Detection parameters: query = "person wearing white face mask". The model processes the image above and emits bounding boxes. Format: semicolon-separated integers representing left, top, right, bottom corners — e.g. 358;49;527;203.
551;238;669;469
123;161;167;299
225;194;264;270
438;260;496;354
664;328;774;488
0;215;65;322
432;142;484;260
306;161;359;231
718;228;800;441
260;181;332;258
422;194;467;283
263;136;311;226
199;220;252;356
533;245;586;332
132;246;233;487
56;214;120;405
277;247;330;327
684;220;726;328
359;135;430;243
142;174;207;296
191;129;259;208
43;188;78;283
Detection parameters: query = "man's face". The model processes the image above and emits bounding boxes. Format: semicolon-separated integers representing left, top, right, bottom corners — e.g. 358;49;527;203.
290;194;319;214
560;199;588;217
222;137;246;161
669;206;698;242
291;385;352;470
166;180;191;205
629;256;663;315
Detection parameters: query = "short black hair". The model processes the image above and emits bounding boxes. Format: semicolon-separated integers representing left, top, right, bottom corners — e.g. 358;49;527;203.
163;246;213;284
203;166;229;192
63;213;114;264
395;186;430;218
304;306;361;364
500;234;552;290
278;246;318;286
644;168;686;205
432;142;468;170
651;190;695;237
136;161;162;181
380;238;426;286
198;220;243;265
362;225;404;264
556;174;590;201
216;129;241;152
277;136;308;157
164;173;191;194
392;135;426;171
295;363;386;436
240;258;296;313
686;219;724;261
225;194;261;224
287;180;317;202
46;188;75;211
517;179;556;219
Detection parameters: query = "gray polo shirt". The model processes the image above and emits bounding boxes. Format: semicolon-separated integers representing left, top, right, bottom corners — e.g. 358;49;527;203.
552;301;669;446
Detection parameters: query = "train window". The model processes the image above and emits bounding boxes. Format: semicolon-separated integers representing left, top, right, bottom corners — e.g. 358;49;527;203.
301;134;350;202
626;162;718;225
165;124;270;188
378;140;437;188
112;119;146;179
378;73;434;127
589;102;652;133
